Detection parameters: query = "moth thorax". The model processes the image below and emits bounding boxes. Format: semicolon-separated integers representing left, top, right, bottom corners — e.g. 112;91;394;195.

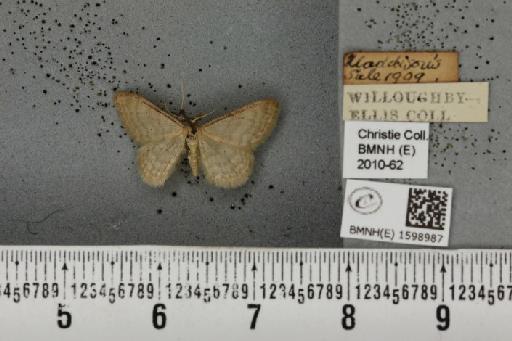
186;137;200;177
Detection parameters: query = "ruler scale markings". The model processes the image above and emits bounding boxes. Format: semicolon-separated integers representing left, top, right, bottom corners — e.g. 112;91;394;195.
62;251;67;300
480;251;483;284
441;257;446;302
157;261;162;301
393;258;398;287
403;252;406;283
413;252;417;283
490;261;493;287
271;252;275;282
101;251;105;282
223;251;227;283
461;255;464;283
261;252;264;283
14;250;18;283
365;252;369;283
242;250;246;283
374;251;378;283
290;250;294;283
43;251;47;282
471;251;475;284
336;251;340;283
53;251;56;282
251;252;256;301
506;252;510;277
432;253;436;283
499;253;503;284
308;252;312;282
3;248;512;339
120;251;124;282
509;251;512;283
148;251;152;282
281;252;284;282
346;253;352;301
356;252;359;284
450;255;454;283
205;255;209;284
214;252;218;283
299;252;303;285
196;258;199;283
317;251;321;282
327;251;332;283
33;250;38;282
129;251;133;282
384;252;388;283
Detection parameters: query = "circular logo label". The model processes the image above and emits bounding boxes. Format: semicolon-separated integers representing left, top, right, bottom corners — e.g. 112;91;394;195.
348;187;383;215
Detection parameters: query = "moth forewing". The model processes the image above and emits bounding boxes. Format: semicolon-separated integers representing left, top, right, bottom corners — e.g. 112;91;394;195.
194;99;278;188
114;91;188;145
198;99;279;150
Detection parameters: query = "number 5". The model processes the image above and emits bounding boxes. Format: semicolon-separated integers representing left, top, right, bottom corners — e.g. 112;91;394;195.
57;303;72;329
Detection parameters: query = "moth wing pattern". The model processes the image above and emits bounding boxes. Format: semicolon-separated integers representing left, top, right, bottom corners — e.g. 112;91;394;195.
196;99;279;188
197;132;254;188
114;91;189;187
137;136;187;187
199;99;279;149
114;91;188;144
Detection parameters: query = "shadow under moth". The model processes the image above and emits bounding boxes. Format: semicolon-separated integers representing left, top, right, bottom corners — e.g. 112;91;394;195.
113;91;279;189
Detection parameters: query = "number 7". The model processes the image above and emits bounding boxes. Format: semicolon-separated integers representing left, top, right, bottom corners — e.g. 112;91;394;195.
247;303;261;330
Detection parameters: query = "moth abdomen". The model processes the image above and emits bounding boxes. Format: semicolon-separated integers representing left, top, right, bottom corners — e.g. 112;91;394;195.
186;136;200;177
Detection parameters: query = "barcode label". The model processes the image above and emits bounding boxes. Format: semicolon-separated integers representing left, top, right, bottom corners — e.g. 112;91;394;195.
341;180;453;246
406;188;449;230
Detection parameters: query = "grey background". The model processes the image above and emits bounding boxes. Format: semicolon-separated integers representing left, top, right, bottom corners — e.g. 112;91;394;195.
0;0;510;247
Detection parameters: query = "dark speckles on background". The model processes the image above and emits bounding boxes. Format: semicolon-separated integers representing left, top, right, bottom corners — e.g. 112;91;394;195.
349;0;509;172
341;0;512;248
6;0;510;248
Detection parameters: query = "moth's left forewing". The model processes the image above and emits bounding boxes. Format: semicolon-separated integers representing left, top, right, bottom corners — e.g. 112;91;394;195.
195;99;279;188
198;99;279;150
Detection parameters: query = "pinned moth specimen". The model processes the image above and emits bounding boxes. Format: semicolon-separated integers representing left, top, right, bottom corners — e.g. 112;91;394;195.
114;91;279;188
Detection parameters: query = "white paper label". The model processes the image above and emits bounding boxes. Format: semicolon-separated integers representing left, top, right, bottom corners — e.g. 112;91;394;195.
341;180;452;246
343;121;429;179
342;82;489;122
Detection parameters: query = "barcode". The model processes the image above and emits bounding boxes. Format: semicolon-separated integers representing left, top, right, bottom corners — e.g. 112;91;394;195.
405;188;449;230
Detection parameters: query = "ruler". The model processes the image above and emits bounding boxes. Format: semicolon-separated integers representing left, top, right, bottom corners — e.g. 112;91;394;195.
0;246;510;340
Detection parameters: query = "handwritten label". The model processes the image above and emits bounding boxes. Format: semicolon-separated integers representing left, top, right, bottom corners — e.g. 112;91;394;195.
342;82;489;122
343;51;459;84
343;121;429;179
341;180;453;246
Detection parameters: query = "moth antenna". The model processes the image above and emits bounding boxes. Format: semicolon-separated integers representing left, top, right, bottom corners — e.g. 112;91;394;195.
191;110;214;123
180;80;186;112
162;100;171;114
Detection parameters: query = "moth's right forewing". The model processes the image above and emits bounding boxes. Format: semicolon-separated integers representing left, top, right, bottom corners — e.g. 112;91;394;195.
114;91;188;145
137;135;187;187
